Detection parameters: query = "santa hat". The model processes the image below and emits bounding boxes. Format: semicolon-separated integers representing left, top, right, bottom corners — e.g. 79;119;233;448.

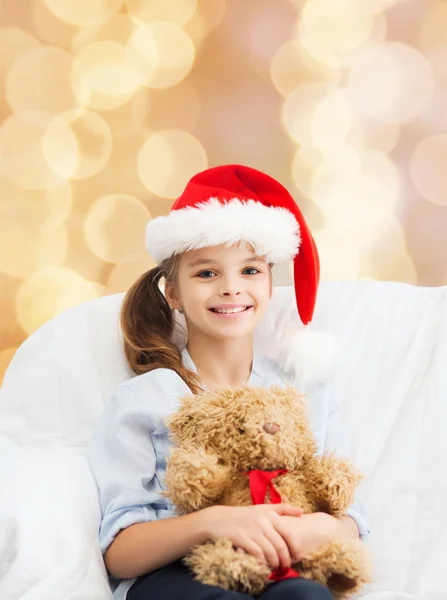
145;164;335;388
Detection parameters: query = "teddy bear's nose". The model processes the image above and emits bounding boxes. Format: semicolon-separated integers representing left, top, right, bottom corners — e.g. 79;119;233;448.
263;422;280;435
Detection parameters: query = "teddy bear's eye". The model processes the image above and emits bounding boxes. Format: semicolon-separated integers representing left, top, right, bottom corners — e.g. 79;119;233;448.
237;427;245;435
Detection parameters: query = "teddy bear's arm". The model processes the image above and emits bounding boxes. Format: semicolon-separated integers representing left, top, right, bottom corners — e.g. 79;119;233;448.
165;447;233;514
304;453;362;516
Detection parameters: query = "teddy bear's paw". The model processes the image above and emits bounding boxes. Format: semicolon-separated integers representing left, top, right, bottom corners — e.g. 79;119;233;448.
185;538;271;595
314;455;362;515
298;538;371;599
165;448;231;512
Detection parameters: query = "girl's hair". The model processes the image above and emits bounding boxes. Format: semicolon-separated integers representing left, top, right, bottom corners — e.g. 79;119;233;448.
120;254;203;394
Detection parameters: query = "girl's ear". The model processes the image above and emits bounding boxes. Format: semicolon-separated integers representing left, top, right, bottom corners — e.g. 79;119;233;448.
165;281;181;311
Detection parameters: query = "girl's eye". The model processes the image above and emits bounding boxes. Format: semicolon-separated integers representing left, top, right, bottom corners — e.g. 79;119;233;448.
242;267;260;275
197;270;216;278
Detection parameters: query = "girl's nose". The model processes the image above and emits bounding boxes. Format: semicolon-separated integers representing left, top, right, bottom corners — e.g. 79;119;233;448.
263;422;280;435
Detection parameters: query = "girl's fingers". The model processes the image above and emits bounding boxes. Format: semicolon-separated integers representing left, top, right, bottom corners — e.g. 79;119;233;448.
256;534;281;569
237;539;268;565
264;527;292;569
271;504;303;517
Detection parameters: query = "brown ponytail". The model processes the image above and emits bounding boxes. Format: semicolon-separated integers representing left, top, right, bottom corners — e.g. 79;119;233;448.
120;257;202;394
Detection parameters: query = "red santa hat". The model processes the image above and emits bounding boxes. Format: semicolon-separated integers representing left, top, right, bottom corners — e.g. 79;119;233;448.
145;164;335;388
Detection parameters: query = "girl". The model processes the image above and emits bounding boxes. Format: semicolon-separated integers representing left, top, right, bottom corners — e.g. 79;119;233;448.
88;165;370;600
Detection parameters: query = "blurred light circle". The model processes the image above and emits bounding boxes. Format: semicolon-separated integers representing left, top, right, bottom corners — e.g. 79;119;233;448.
126;0;197;27
310;144;362;198
312;172;396;247
298;0;374;68
291;147;324;199
270;39;341;98
138;130;207;198
282;83;352;149
71;40;141;110
16;266;98;335
0;348;17;385
131;82;201;135
43;109;113;179
0;183;68;278
184;0;226;52
5;46;76;113
32;0;77;49
409;135;447;206
127;23;196;89
348;119;400;154
310;229;362;280
361;149;400;201
71;14;135;51
84;194;150;263
347;42;434;123
43;0;124;27
0;27;40;78
0;111;66;190
107;253;157;293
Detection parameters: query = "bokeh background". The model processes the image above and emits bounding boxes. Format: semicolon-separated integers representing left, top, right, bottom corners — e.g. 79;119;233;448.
1;0;447;383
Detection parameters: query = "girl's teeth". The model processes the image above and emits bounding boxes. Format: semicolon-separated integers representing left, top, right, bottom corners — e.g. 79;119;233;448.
214;307;246;314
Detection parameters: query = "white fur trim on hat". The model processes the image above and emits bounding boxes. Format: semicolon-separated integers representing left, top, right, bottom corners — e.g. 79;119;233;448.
278;327;337;391
145;198;300;264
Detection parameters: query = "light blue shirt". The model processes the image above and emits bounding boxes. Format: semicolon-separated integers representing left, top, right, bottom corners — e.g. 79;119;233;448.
88;349;370;599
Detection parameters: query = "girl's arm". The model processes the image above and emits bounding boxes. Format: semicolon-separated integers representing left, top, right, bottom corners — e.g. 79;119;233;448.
105;503;303;580
104;510;212;579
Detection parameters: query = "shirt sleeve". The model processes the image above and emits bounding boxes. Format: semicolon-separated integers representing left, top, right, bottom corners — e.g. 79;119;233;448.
87;383;170;554
323;385;371;541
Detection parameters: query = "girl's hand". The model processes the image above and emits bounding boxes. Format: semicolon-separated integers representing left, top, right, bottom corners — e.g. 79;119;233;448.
201;504;303;570
275;512;344;562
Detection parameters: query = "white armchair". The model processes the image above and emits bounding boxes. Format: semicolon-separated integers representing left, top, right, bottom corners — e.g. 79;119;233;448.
1;281;446;600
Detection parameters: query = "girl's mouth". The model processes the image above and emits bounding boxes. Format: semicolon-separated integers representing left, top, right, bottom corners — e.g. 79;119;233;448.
208;305;253;317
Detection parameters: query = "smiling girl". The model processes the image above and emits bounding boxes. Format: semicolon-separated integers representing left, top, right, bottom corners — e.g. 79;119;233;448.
88;164;370;600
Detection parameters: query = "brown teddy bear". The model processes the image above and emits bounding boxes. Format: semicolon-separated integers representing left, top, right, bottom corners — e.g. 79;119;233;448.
165;385;371;598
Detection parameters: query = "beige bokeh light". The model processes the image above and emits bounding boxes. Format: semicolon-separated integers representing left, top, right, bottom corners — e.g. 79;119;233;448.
43;109;113;180
298;0;374;68
5;46;77;112
43;0;124;28
312;171;397;247
0;111;66;190
16;266;99;335
347;42;434;123
71;40;141;110
419;2;447;79
84;194;150;263
309;229;362;280
72;14;135;51
0;181;69;278
107;253;157;293
282;83;353;149
270;39;342;98
410;135;447;206
184;0;226;49
126;0;197;27
0;27;40;78
127;23;195;89
138;130;207;198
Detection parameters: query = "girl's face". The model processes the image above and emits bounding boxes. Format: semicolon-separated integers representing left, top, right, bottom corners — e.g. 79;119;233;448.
166;243;272;342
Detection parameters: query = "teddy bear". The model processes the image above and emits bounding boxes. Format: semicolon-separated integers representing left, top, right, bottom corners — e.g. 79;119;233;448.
165;385;371;598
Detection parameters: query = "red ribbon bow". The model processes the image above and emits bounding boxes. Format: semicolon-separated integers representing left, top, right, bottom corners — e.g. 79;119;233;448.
246;469;300;582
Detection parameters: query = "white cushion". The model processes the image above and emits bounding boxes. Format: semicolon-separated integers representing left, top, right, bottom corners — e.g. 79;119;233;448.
1;281;446;599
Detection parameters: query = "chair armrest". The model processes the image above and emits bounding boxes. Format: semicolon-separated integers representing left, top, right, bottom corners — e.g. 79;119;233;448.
0;442;113;600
